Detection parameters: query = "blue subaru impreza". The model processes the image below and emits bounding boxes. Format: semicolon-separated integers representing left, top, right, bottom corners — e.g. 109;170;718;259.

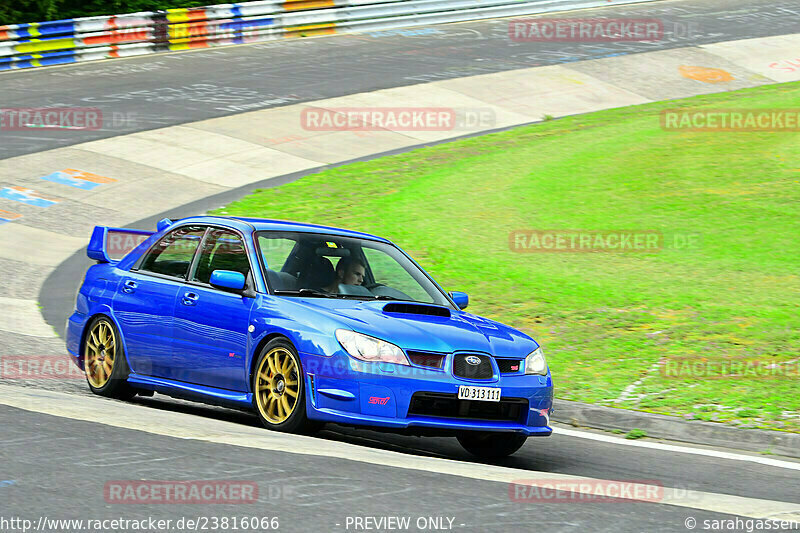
66;216;553;457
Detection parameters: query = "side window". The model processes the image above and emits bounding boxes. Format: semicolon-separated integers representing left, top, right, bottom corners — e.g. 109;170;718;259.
260;237;297;271
192;228;251;285
138;226;206;279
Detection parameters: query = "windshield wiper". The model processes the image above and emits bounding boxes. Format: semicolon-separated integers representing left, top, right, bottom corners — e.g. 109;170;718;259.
274;289;421;302
273;288;374;300
273;288;336;298
371;295;415;302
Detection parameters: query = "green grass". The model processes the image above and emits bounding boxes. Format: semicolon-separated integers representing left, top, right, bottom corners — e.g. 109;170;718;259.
625;429;648;440
214;82;800;432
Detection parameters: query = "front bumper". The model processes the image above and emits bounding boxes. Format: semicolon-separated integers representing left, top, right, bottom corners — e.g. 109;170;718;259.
301;352;554;436
65;311;89;368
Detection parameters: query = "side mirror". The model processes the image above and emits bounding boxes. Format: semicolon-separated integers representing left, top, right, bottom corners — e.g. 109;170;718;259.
210;270;246;291
449;291;469;310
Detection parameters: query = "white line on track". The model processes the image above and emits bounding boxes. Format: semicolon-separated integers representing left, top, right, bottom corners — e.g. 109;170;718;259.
553;427;800;471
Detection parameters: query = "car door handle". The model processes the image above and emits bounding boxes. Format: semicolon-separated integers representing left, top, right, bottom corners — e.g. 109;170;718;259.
181;292;199;306
122;280;137;293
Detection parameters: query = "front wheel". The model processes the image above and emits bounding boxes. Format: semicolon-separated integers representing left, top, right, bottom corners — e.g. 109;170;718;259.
457;431;528;458
252;339;322;434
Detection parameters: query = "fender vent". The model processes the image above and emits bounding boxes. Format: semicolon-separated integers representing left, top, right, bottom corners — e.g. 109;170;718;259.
308;374;316;407
382;303;451;317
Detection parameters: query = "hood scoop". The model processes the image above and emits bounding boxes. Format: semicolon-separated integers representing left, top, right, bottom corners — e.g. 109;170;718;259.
382;302;451;318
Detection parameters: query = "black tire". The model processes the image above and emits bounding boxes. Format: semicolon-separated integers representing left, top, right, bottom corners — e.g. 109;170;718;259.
83;316;136;400
252;338;323;435
457;431;528;459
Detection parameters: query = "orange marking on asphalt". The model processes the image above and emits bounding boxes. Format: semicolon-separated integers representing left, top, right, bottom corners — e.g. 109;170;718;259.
0;209;23;220
679;65;734;83
63;169;117;183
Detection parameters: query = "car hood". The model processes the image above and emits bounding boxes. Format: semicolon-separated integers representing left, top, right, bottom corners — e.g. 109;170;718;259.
280;298;538;358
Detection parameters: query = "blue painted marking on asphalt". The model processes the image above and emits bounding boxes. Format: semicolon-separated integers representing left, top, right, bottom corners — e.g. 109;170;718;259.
40;171;101;190
0;480;16;487
0;187;58;207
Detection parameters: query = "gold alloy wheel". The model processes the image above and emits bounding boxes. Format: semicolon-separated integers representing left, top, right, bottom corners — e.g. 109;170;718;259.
85;320;116;388
255;347;300;424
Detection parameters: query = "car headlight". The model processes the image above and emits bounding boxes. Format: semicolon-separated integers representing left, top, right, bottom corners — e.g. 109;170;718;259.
524;347;547;375
335;329;410;366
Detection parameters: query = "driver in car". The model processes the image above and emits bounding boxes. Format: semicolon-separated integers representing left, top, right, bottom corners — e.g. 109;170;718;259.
325;257;366;292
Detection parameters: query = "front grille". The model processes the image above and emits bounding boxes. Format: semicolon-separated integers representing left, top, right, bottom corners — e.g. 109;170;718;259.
407;350;446;369
407;392;528;422
496;359;523;373
453;353;493;379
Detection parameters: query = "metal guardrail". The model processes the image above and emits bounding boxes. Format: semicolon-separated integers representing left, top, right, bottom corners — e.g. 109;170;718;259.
0;0;660;71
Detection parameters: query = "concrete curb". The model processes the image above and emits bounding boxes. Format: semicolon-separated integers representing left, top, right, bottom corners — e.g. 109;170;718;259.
553;399;800;459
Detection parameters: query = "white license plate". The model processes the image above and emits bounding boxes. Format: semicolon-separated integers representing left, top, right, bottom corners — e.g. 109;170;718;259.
458;385;501;402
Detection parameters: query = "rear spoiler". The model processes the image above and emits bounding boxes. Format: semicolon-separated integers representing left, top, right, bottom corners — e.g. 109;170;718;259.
87;226;155;263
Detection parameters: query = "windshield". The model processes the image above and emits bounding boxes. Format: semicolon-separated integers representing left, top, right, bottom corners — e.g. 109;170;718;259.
256;231;452;307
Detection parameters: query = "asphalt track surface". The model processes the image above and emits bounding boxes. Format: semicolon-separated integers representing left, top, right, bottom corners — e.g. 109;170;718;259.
1;0;799;530
1;0;799;160
0;405;786;533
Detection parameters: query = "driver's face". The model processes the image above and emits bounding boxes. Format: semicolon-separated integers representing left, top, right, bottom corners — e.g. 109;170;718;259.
342;264;365;285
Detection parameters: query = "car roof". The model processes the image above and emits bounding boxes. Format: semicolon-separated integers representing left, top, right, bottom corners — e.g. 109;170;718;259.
173;215;392;243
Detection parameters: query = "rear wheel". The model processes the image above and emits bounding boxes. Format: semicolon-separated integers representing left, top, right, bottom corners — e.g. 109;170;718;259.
83;316;135;400
252;339;322;434
457;431;528;458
